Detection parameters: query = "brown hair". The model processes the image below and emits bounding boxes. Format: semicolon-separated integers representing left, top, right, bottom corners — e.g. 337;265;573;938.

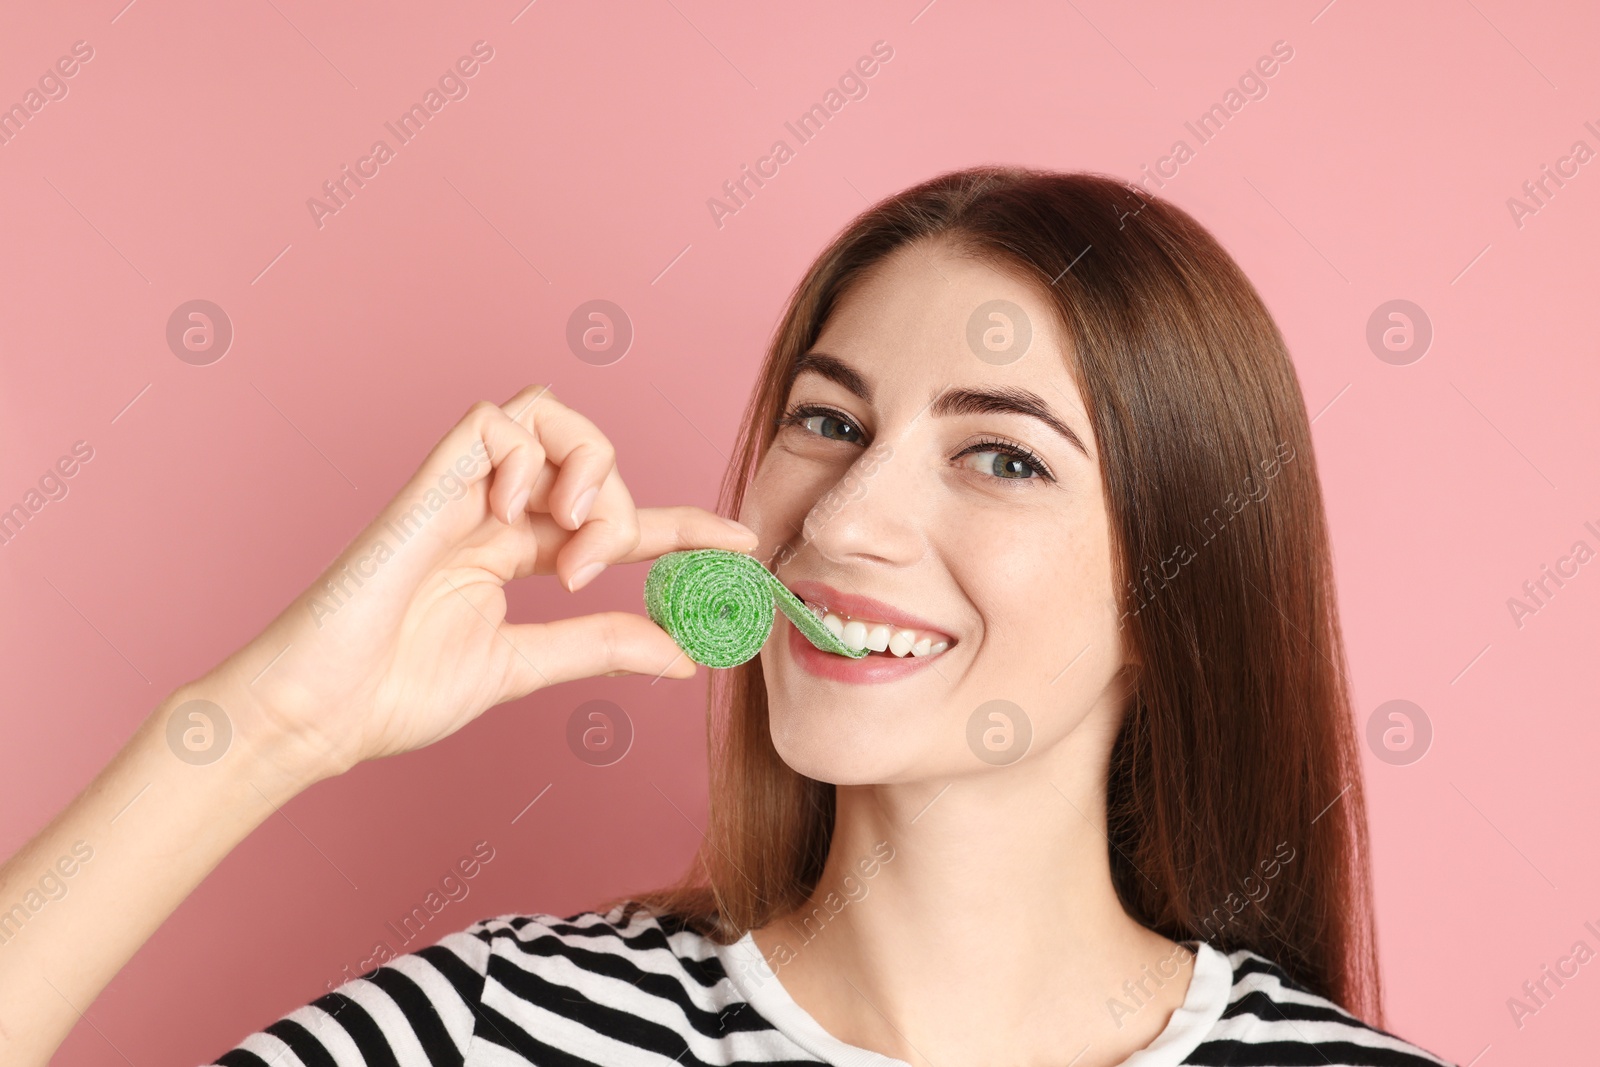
628;165;1382;1023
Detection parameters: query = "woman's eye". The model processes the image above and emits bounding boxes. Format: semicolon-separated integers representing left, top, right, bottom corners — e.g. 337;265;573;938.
799;413;863;444
961;449;1041;480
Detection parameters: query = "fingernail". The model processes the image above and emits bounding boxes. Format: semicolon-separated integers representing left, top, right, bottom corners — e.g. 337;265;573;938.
507;488;529;524
571;486;599;528
568;561;605;591
721;517;756;539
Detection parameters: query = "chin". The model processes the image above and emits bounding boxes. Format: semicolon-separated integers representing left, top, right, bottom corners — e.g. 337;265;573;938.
763;694;934;785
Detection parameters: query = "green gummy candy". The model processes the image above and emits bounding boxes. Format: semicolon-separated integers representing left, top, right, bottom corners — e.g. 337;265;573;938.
643;549;869;668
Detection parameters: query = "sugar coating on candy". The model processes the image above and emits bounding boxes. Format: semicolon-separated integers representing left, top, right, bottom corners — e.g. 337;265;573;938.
766;568;867;660
644;549;868;668
643;550;772;668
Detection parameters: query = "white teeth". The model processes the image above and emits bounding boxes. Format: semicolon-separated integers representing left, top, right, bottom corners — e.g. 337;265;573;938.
801;600;951;657
840;620;869;652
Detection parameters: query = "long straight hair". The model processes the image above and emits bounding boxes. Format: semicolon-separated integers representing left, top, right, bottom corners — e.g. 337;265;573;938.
629;165;1382;1023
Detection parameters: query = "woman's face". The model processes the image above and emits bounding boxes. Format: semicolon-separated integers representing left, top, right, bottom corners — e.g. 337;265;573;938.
742;239;1133;785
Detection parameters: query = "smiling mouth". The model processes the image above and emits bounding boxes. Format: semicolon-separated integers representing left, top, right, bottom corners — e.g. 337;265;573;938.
798;599;953;658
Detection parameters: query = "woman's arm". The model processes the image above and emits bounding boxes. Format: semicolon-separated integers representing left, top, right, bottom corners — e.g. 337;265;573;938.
0;385;756;1065
0;671;318;1064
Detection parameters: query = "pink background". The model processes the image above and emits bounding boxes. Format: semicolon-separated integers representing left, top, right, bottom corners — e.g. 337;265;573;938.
1;0;1595;1062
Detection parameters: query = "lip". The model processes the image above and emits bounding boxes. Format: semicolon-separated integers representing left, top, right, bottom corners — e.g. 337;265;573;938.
782;580;954;639
782;613;947;684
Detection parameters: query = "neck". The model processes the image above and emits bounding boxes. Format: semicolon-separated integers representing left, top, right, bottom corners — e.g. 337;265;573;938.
751;733;1195;1067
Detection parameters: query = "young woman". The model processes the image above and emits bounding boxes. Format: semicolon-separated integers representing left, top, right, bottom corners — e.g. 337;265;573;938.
0;167;1452;1066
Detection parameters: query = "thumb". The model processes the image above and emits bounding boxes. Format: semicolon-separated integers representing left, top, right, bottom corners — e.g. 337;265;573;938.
498;612;697;693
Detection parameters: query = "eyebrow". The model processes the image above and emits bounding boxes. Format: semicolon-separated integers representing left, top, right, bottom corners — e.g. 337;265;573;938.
790;350;1090;459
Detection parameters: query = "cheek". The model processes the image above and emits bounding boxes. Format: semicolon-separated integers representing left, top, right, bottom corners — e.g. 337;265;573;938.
959;501;1118;673
971;560;1073;659
739;451;837;558
951;513;1125;763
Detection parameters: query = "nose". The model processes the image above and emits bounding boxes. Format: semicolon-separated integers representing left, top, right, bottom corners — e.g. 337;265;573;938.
801;437;927;568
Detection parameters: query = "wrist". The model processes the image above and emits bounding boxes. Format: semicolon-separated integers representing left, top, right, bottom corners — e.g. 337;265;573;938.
159;663;345;801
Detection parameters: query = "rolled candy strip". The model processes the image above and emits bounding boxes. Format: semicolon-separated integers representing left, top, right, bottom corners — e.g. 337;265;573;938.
644;549;869;668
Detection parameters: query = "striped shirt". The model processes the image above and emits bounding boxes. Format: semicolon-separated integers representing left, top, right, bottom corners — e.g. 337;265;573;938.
210;902;1454;1067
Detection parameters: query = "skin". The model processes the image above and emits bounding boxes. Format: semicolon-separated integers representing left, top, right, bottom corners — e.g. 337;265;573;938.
0;241;1193;1065
743;239;1192;1066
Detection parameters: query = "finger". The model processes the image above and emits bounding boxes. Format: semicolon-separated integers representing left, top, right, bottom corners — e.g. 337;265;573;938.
554;466;643;590
618;506;759;563
490;505;758;581
487;437;543;528
497;612;696;693
498;386;619;532
475;406;554;526
402;401;545;532
442;389;749;589
416;389;616;531
367;391;616;588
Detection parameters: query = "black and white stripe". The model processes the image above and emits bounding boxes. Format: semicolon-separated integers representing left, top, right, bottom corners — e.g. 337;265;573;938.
1189;953;1455;1067
210;903;1453;1067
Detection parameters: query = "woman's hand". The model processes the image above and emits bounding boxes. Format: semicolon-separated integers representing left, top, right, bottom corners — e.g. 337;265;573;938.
0;384;755;1066
203;384;756;787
